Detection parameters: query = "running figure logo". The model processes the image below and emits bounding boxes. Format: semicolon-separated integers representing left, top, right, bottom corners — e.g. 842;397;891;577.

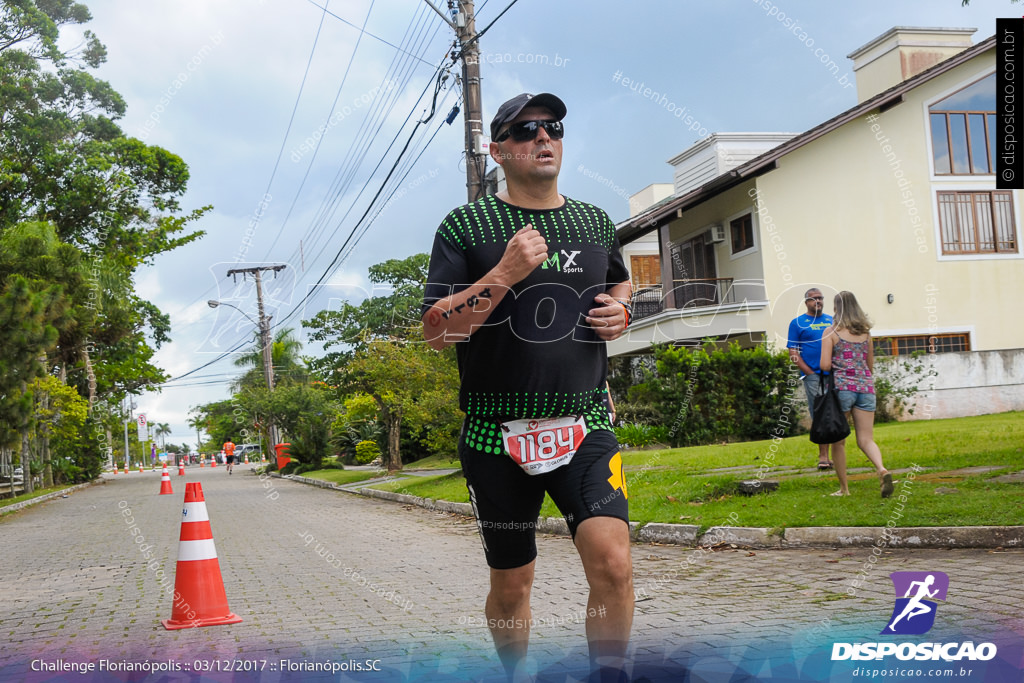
882;571;949;635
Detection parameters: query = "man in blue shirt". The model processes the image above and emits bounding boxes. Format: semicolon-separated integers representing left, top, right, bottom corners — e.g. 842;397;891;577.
788;288;835;469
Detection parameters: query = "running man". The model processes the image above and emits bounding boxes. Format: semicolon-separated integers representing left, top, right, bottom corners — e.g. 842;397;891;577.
223;440;236;475
422;93;634;683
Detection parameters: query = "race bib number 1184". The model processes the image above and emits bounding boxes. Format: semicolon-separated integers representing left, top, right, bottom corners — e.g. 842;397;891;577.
501;416;588;476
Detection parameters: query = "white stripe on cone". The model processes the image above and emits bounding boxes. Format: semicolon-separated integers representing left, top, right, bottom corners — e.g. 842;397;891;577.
177;538;219;562
182;502;210;522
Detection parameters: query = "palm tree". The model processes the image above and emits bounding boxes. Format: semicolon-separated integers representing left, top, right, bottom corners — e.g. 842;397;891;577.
232;327;307;391
155;423;171;450
187;412;205;453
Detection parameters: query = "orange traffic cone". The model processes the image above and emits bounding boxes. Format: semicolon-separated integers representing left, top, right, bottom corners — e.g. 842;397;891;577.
113;463;119;474
162;483;242;630
159;465;173;495
244;454;249;465
178;460;185;476
138;463;144;474
211;454;217;468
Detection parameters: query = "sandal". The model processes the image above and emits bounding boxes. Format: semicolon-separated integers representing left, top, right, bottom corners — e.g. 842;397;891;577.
828;490;848;497
817;461;833;470
880;472;894;498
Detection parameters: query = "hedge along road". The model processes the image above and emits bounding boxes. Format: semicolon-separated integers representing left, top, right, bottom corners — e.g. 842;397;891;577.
0;466;1020;683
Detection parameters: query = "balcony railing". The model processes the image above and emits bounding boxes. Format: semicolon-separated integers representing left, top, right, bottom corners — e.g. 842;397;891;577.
631;278;737;322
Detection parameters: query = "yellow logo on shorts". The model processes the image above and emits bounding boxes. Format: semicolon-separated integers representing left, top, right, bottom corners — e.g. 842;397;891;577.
607;452;627;499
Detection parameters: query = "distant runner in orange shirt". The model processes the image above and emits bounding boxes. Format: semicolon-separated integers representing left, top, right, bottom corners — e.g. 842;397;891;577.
223;441;236;475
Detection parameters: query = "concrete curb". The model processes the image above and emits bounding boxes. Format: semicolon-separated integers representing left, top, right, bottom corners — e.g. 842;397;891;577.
0;479;104;515
283;474;348;491
273;473;1024;550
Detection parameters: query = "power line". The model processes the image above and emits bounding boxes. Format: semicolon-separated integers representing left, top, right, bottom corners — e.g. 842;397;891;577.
163;336;250;383
258;0;378;259
163;5;496;386
271;8;445;271
245;0;331;262
303;0;436;66
162;59;453;388
160;2;439;326
268;68;457;333
468;0;520;45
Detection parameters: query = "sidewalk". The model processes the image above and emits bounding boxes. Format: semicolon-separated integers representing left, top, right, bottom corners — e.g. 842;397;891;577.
278;467;1024;551
0;466;1021;683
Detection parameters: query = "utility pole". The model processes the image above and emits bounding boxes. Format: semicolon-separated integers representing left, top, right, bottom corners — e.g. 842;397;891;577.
226;265;286;452
424;0;486;202
457;0;485;202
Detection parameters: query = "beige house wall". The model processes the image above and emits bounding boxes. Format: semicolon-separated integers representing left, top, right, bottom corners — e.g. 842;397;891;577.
748;53;1021;354
666;183;768;287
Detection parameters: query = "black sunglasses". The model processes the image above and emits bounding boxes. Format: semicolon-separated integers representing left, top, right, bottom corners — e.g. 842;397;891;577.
494;120;564;143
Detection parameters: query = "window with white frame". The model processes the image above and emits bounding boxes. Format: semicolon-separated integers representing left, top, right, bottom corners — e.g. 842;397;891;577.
873;333;970;357
936;191;1017;254
929;73;995;176
729;214;754;255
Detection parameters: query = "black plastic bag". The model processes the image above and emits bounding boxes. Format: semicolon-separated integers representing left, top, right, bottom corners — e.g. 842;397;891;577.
810;373;851;444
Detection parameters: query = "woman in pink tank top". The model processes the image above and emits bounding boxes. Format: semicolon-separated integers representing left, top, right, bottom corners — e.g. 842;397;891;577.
820;291;894;498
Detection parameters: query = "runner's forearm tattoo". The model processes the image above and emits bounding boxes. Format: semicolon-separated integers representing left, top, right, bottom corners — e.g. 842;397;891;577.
440;287;493;320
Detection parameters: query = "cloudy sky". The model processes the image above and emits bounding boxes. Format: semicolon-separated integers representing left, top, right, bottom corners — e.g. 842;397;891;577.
72;0;1013;448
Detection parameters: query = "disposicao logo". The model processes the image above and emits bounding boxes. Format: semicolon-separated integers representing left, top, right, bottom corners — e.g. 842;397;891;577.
883;571;948;635
831;571;997;662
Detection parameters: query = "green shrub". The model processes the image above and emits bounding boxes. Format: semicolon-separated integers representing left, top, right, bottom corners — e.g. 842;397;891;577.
355;440;381;465
873;352;937;422
50;457;82;485
614;400;661;426
319;458;346;470
627;341;801;448
614;423;669;448
286;418;331;469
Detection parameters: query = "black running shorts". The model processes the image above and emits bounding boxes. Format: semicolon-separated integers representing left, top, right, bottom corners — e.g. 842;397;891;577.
460;427;629;570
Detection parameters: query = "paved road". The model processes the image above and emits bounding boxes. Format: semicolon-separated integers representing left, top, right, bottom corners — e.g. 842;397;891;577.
0;467;1021;682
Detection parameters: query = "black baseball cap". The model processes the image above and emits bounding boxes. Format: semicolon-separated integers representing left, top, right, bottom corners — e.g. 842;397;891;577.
489;93;567;140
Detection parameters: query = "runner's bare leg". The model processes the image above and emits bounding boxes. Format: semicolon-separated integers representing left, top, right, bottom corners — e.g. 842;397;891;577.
487;561;535;682
575;516;634;679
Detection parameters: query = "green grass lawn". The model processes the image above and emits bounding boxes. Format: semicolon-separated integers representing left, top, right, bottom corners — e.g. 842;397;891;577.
0;484;76;511
299;469;388;486
398;453;461;470
365;412;1024;530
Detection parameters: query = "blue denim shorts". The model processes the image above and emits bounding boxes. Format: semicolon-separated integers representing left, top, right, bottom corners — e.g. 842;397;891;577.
802;374;822;419
837;390;876;412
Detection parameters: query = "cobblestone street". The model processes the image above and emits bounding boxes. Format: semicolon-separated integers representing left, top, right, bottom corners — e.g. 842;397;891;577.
1;467;1021;682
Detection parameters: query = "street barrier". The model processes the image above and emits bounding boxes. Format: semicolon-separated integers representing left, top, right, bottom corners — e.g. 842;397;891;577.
162;482;242;630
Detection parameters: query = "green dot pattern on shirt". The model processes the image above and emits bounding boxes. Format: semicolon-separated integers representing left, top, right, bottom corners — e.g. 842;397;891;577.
461;391;613;454
438;195;617;250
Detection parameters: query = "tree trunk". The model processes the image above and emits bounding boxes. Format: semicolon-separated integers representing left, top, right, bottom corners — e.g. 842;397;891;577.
374;398;403;472
387;406;402;471
40;390;53;488
21;429;33;495
81;350;97;417
370;393;403;472
2;447;13;498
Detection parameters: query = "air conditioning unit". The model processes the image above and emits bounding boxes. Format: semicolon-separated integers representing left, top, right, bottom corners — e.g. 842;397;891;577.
706;224;726;243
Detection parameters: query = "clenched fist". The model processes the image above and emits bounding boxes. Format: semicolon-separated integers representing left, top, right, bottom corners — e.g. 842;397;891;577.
492;225;548;286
